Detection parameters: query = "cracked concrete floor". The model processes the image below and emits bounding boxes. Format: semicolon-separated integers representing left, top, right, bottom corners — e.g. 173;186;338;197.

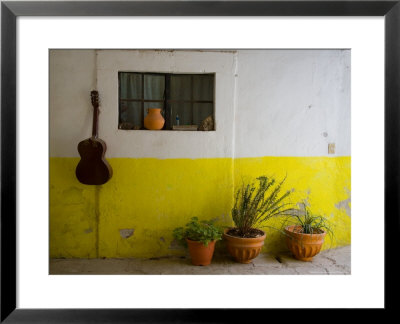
50;245;350;275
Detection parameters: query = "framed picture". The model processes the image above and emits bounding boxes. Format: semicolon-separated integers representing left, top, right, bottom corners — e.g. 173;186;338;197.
1;0;397;321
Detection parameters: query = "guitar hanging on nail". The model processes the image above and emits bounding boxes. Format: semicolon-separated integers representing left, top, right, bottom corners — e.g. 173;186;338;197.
76;90;113;185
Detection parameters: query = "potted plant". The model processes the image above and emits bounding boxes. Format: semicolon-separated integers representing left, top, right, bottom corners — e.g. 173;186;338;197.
224;175;295;263
173;217;222;266
283;204;334;261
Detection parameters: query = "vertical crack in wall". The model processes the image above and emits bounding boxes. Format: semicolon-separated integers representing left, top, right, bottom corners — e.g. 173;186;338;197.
95;50;100;258
95;186;101;258
94;49;98;91
230;51;239;223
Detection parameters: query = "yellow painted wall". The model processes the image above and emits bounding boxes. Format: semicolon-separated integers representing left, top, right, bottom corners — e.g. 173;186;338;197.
50;156;350;258
50;157;234;258
233;156;351;253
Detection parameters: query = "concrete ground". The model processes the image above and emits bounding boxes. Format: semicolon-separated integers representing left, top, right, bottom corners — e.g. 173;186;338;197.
50;245;350;275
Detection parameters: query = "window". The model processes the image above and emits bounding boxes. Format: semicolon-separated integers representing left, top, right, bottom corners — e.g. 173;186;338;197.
118;72;215;130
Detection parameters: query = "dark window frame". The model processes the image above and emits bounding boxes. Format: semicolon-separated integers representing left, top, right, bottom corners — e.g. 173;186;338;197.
118;72;215;130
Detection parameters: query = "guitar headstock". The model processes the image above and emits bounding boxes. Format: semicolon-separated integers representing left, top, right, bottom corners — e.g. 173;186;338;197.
91;90;99;108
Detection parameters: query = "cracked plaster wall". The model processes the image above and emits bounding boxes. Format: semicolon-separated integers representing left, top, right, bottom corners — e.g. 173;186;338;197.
49;49;351;258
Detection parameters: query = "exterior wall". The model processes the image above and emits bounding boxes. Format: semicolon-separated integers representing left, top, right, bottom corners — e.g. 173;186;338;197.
234;50;350;157
50;50;97;157
50;157;233;258
233;157;351;252
232;50;351;253
49;49;351;258
50;49;236;159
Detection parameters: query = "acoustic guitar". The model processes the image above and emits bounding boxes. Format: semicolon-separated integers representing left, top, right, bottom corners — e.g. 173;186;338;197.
76;90;113;185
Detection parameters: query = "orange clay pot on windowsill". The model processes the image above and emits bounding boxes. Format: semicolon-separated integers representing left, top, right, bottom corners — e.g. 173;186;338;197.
185;238;216;266
223;228;266;264
284;225;326;261
144;108;165;130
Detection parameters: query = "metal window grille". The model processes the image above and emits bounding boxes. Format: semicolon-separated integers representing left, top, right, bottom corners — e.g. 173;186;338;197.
118;72;215;130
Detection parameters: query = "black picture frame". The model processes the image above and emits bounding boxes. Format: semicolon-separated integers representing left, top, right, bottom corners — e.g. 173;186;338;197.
1;0;398;321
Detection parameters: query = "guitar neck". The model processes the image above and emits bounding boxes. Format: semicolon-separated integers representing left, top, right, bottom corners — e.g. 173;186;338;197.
91;90;100;138
92;105;99;138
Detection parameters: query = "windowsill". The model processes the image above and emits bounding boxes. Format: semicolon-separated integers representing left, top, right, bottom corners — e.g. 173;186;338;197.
117;129;216;132
118;125;215;131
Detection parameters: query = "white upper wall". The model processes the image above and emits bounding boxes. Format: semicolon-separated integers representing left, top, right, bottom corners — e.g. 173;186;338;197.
96;50;236;159
49;50;97;156
49;49;350;158
50;49;236;159
234;50;350;157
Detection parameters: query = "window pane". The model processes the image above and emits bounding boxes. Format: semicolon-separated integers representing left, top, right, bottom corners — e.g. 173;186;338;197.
193;103;214;126
193;75;214;101
120;73;142;99
171;75;191;100
171;102;192;126
144;102;164;111
119;72;214;131
144;75;165;100
119;101;142;129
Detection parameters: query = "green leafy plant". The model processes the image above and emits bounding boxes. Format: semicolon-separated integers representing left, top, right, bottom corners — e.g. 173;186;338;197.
173;217;222;247
283;203;335;241
231;175;296;237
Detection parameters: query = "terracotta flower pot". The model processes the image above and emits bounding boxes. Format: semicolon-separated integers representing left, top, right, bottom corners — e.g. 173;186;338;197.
223;228;266;264
144;108;165;130
185;238;216;266
284;225;326;261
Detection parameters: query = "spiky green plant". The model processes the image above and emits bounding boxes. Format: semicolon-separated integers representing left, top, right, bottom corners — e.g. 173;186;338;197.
283;203;335;242
231;176;296;237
